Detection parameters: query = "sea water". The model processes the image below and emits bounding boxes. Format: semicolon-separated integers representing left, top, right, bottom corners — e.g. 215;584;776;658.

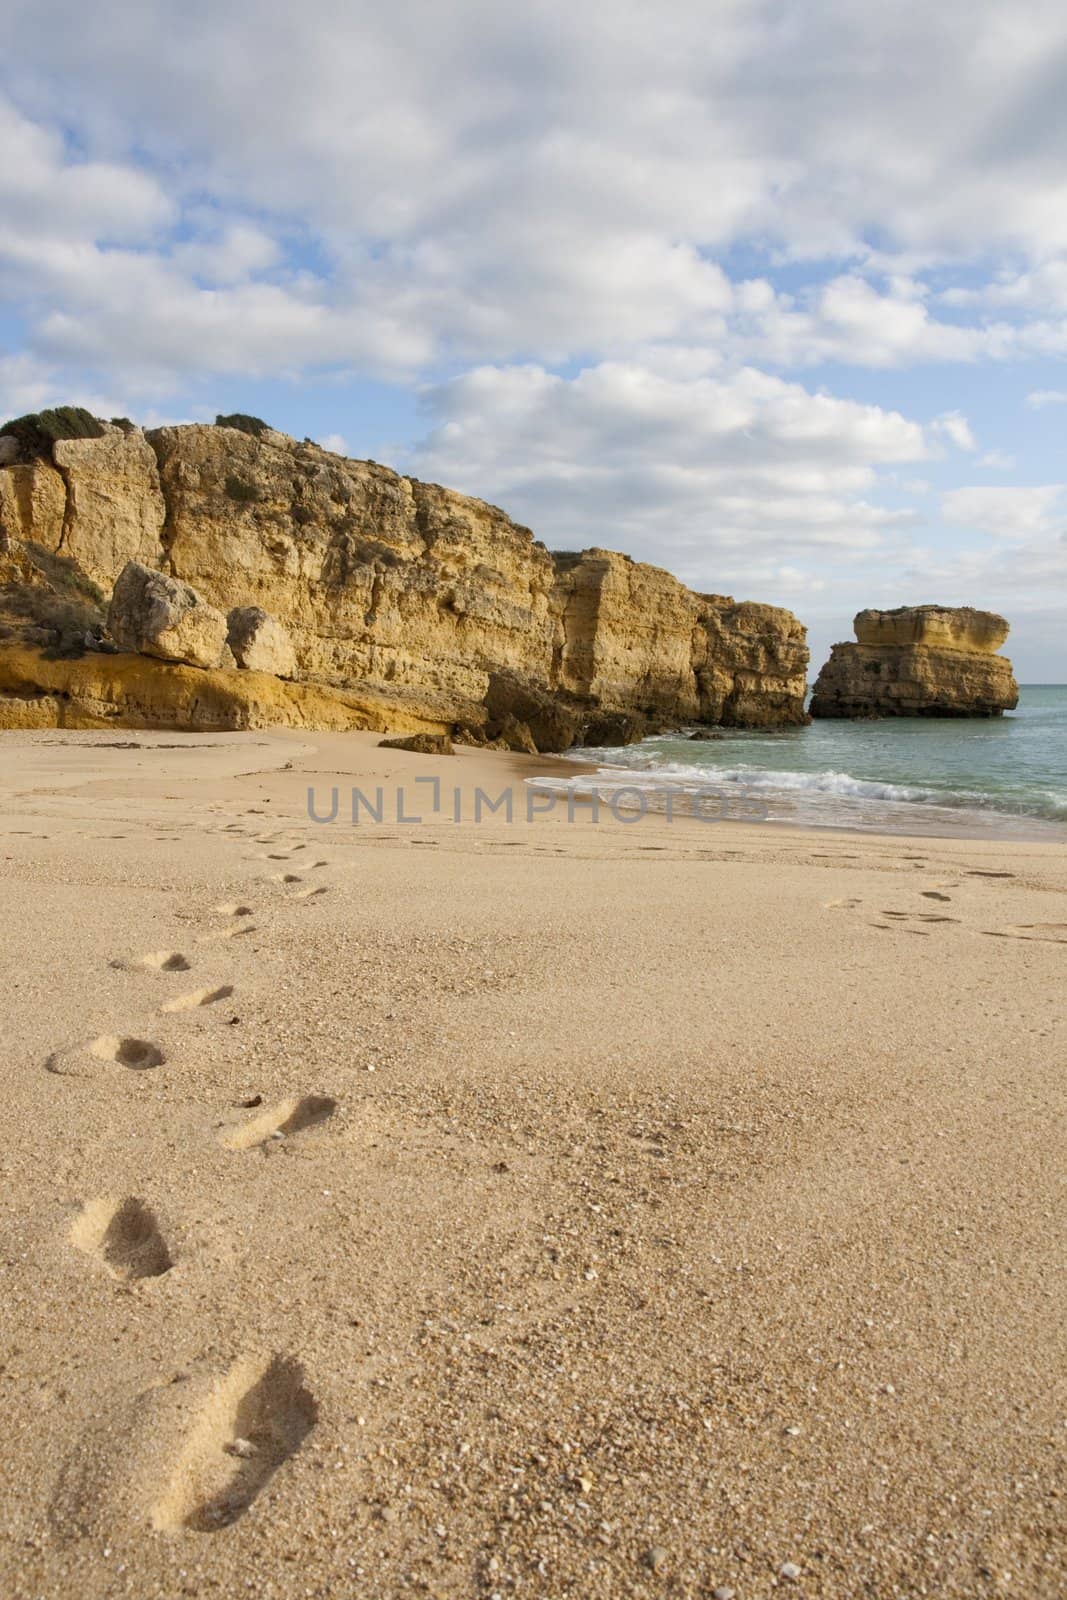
556;685;1067;839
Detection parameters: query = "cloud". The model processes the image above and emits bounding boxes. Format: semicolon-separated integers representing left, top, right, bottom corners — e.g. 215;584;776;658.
933;410;978;451
317;432;348;455
0;2;1064;671
411;359;927;599
941;485;1066;540
0;95;173;248
2;5;1067;388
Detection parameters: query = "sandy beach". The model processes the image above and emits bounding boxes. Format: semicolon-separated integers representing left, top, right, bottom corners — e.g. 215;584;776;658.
0;728;1063;1599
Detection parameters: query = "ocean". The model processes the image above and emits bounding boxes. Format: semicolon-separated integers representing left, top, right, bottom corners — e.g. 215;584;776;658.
554;685;1067;839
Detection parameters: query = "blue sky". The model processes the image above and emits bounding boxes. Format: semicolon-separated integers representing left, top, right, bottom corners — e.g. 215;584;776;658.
1;0;1065;678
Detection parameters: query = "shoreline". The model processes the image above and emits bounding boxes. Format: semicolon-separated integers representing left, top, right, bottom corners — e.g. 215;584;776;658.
8;724;1067;847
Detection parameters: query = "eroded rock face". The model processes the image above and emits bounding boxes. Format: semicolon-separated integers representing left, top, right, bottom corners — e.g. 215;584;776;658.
0;642;453;733
52;427;165;587
552;551;809;728
108;562;230;669
0;459;67;552
1;418;810;742
811;607;1019;718
226;606;297;678
854;605;1010;654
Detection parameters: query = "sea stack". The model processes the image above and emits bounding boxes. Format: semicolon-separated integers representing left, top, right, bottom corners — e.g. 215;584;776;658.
810;605;1019;718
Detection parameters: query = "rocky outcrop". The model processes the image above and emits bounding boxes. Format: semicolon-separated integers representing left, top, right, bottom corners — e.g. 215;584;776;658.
811;606;1019;718
226;606;297;677
853;605;1010;655
0;643;453;734
0;414;810;744
51;428;166;586
108;562;230;670
552;550;808;728
0;458;67;554
379;732;454;755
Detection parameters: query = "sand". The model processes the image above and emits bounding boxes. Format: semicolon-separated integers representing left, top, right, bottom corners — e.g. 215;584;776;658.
0;728;1063;1599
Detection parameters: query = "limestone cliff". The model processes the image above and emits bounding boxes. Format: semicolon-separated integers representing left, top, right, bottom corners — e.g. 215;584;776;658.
810;606;1019;719
0;414;809;743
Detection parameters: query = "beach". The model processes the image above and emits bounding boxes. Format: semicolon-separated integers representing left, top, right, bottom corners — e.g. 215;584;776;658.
0;728;1063;1598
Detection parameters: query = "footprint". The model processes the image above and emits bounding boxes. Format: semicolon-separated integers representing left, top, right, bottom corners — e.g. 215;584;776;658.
90;1036;166;1070
71;1197;172;1281
269;872;302;885
290;885;328;901
161;985;234;1014
196;925;257;945
824;897;862;910
220;1095;336;1152
922;891;952;902
129;951;192;973
151;1354;316;1532
988;922;1067;944
968;870;1014;879
212;903;253;918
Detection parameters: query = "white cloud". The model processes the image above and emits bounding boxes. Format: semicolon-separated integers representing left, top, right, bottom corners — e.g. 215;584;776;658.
941;485;1066;540
0;95;172;247
411;359;927;599
317;433;348;455
1027;389;1067;409
933;410;978;451
0;2;1064;671
1;6;1067;386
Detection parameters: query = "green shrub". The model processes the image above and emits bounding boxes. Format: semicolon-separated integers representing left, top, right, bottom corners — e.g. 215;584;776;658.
216;412;270;438
224;474;261;504
0;582;105;657
0;407;106;461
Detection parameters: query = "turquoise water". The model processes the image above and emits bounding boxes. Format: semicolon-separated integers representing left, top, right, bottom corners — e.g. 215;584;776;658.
560;686;1067;839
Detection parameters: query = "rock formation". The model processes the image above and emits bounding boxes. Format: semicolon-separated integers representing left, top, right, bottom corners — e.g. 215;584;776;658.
379;732;454;755
108;562;231;670
226;606;297;677
0;412;810;743
810;606;1019;718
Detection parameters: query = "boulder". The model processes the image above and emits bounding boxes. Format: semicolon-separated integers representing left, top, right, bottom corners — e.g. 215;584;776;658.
811;606;1019;718
379;732;454;755
107;561;230;669
226;606;298;678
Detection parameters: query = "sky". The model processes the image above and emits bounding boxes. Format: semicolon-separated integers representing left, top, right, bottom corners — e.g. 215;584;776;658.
1;1;1065;680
